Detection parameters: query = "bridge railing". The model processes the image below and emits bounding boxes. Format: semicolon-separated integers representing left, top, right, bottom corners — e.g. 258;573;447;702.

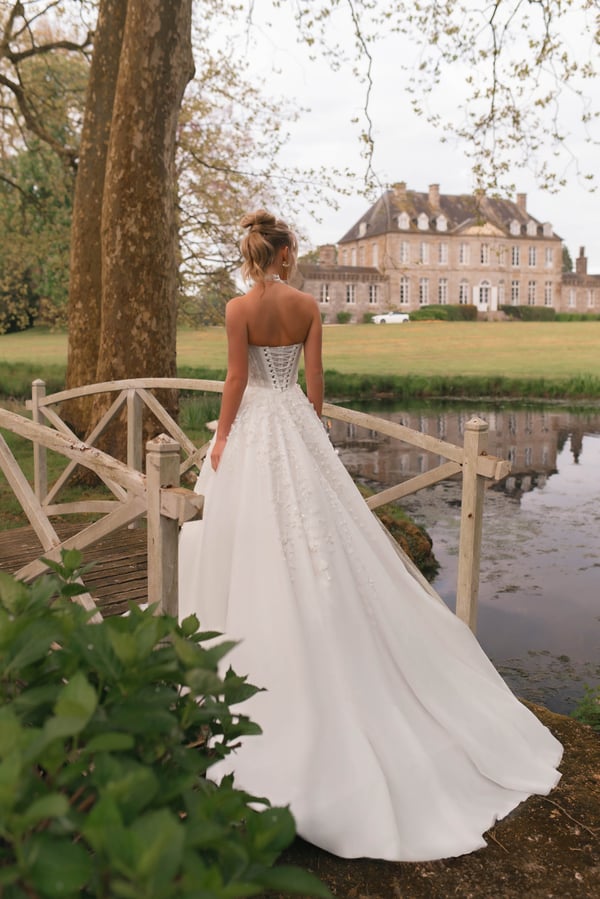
2;377;512;631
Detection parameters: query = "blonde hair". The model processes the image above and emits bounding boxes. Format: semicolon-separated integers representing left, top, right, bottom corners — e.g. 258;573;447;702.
240;209;298;283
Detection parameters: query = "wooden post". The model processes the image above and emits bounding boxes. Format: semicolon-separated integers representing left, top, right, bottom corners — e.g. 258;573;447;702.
127;389;144;472
456;417;488;633
127;390;144;528
146;434;180;616
31;379;47;502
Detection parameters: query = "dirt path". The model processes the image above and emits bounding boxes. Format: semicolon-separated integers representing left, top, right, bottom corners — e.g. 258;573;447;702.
271;705;599;898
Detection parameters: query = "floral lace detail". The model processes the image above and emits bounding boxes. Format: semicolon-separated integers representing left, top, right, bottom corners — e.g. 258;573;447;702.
247;344;302;390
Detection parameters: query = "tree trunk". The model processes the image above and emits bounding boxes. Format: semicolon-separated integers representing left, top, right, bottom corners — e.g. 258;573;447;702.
93;0;194;460
64;0;128;437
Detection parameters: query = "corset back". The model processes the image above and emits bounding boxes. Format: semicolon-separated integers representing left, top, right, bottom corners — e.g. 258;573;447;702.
247;344;302;390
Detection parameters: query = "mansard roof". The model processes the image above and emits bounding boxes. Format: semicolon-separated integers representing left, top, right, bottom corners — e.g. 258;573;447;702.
338;187;560;243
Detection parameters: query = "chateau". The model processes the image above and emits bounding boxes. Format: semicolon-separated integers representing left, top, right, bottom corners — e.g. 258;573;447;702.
297;183;599;319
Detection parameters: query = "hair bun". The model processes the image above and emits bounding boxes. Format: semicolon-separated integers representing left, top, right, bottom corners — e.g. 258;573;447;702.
240;209;277;232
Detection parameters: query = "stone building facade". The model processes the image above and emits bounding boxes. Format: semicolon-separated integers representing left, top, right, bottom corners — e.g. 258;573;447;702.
561;247;600;314
297;183;598;320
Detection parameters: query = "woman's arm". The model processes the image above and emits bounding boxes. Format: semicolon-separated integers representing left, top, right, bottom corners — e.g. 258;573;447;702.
303;300;324;418
211;300;248;471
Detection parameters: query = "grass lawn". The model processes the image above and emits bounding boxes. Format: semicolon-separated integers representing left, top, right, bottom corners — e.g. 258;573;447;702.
1;321;599;380
153;321;600;380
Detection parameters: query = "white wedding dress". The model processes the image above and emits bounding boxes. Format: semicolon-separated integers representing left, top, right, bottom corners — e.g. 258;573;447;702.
178;343;562;862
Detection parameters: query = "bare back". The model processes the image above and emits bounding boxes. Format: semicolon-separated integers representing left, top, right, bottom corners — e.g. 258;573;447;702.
232;280;318;347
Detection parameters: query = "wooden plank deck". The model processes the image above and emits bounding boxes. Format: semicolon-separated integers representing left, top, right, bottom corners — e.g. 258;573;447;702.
0;521;149;617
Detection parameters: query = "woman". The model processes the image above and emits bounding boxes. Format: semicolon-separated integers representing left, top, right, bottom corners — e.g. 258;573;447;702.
178;210;562;862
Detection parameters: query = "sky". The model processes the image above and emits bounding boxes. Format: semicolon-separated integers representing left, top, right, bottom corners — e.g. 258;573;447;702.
216;1;600;271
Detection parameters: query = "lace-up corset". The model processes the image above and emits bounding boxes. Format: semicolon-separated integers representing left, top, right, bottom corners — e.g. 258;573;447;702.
247;344;302;390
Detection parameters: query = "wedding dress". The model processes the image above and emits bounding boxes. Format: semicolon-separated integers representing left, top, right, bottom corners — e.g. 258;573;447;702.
178;343;562;862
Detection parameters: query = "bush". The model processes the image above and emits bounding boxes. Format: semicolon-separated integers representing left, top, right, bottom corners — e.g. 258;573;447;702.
409;306;449;321
499;305;556;321
362;311;375;324
572;685;600;732
555;312;600;322
335;311;352;324
0;551;331;899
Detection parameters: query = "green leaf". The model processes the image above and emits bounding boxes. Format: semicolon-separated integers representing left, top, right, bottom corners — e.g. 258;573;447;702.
108;629;139;665
54;671;97;724
85;732;135;753
0;707;22;757
131;809;185;885
3;619;62;674
25;834;92;897
81;795;123;854
185;668;225;696
19;793;70;828
258;865;334;897
0;571;29;613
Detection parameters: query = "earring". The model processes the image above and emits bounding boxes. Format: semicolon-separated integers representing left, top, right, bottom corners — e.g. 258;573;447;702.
282;261;290;268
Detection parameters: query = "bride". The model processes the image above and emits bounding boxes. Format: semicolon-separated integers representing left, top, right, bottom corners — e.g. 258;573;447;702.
178;210;562;862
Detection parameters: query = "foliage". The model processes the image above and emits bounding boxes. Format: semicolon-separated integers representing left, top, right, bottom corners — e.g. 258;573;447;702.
0;551;332;899
409;305;477;322
562;245;573;273
555;312;600;322
500;305;557;322
362;311;375;324
571;685;600;732
336;311;352;324
179;270;238;328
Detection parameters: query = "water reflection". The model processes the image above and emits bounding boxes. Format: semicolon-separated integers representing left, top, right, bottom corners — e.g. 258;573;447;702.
328;405;600;714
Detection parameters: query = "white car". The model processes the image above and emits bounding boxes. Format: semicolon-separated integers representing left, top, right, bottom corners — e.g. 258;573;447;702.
371;311;410;324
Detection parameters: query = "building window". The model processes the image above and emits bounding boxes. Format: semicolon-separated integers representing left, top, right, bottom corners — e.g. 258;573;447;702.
498;280;505;305
419;278;429;305
369;284;379;305
346;284;356;304
510;220;520;236
438;278;448;304
342;249;348;265
528;245;537;266
399;241;409;264
372;243;379;267
319;283;330;304
568;288;576;308
359;246;365;265
479;280;491;305
459;242;469;265
398;211;410;230
511;280;520;305
511;245;520;266
480;243;490;265
588;289;595;307
527;220;537;237
359;222;367;237
545;247;553;268
417;212;429;231
438;242;448;264
498;246;507;266
459;280;469;304
436;214;448;232
544;282;553;306
399;276;410;305
351;248;357;266
527;280;536;305
419;241;429;264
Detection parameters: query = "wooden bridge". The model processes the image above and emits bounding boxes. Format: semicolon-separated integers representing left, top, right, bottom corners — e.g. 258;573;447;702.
0;378;511;631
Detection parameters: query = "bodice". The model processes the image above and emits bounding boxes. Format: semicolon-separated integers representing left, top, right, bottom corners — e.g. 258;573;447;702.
247;344;302;390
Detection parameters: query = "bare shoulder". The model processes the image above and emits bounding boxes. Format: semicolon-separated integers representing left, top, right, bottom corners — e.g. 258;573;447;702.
225;294;246;317
288;285;319;308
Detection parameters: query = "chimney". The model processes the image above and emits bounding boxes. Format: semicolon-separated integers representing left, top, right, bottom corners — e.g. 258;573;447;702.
318;244;336;266
576;247;588;277
393;181;407;202
516;193;527;213
428;183;440;209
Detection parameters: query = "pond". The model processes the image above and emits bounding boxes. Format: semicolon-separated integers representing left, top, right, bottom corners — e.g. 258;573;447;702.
327;404;600;715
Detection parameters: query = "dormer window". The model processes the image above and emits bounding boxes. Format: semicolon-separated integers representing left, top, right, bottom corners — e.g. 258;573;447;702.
436;214;447;232
526;220;537;237
542;222;553;237
397;212;410;230
417;212;429;231
359;222;368;237
510;220;520;236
